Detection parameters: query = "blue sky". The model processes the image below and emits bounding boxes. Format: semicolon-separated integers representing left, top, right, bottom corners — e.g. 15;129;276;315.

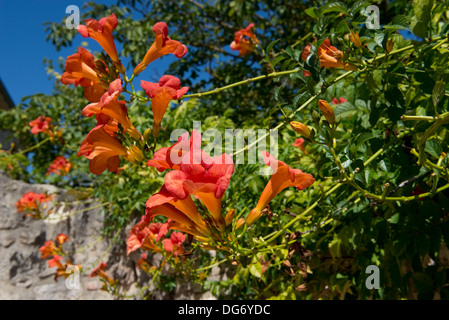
0;0;182;105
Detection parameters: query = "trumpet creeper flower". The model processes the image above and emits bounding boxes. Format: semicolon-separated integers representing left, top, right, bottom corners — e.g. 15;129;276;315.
77;14;120;63
133;22;187;75
141;75;189;138
245;152;315;226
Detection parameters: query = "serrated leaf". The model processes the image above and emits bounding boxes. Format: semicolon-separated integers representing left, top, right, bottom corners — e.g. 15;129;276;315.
334;102;357;117
432;80;446;107
374;32;385;47
351;0;369;14
425;139;442;159
411;0;434;38
320;2;347;15
383;15;411;31
292;91;310;109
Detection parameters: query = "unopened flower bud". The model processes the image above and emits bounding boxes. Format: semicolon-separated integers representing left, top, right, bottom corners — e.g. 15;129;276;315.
125;145;144;164
386;38;394;53
349;31;362;48
318;99;335;125
235;218;245;230
290;121;311;139
143;128;152;142
224;209;236;227
127;126;142;141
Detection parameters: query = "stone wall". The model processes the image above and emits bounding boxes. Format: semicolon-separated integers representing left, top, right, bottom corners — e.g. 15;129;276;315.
0;171;223;300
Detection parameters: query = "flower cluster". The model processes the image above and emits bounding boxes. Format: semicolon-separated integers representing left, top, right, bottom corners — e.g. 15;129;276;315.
46;156;72;176
301;38;356;76
60;14;190;175
230;23;260;56
127;130;314;255
29;116;62;140
89;262;116;290
15;191;53;219
126;218;186;263
39;234;81;281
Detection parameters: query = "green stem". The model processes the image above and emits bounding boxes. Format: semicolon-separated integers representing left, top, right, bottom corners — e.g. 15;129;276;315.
410;148;447;173
44;202;112;222
13;137;50;155
196;258;227;272
182;69;301;99
401;115;438;121
418;112;449;166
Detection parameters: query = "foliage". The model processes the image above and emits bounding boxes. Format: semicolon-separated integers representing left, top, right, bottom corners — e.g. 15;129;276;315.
2;0;449;300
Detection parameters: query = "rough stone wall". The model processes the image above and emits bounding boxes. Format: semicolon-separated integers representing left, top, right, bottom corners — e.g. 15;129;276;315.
0;171;224;300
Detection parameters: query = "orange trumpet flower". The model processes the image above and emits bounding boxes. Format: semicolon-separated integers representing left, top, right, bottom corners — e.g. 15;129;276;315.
39;240;57;259
60;47;108;102
290;121;311;139
133;22;187;75
332;97;348;105
147;129;201;172
15;191;52;218
141;75;189;138
77;14;120;64
29;116;53;135
162;232;186;257
82;79;141;140
126;217;168;255
77;125;128;175
301;38;356;76
318;99;336;125
46;156;72;176
163;152;234;228
230;23;259;56
56;233;69;245
89;262;115;285
291;138;308;154
244;152;315;226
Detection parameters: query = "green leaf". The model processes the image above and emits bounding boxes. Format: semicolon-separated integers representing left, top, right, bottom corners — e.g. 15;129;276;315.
266;39;280;54
383;15;411;31
411;0;434;38
292;91;310;109
305;7;317;19
425;139;442;159
271;55;287;68
414;71;435;94
334;102;358;117
388;213;400;224
319;2;347;15
355;131;380;147
351;0;369;15
432;80;446;108
378;158;390;172
374;32;385;48
249;262;262;278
